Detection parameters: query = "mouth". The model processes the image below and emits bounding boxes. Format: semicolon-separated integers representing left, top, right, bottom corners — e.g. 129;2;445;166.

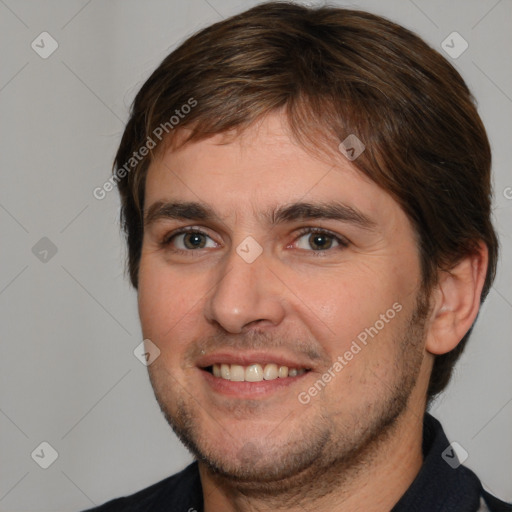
203;363;310;382
195;352;314;397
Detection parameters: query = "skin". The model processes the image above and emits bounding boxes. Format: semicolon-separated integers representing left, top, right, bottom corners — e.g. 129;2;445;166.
137;112;488;511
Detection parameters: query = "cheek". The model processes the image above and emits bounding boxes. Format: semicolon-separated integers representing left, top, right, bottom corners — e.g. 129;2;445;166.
291;265;403;350
298;270;415;396
137;258;202;348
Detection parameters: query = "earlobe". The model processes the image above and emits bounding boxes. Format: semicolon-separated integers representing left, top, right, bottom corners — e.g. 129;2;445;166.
425;242;488;356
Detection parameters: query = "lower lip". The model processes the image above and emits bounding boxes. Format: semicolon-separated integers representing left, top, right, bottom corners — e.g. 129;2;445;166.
200;368;310;398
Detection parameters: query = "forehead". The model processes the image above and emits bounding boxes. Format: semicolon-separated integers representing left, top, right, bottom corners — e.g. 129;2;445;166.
144;113;402;229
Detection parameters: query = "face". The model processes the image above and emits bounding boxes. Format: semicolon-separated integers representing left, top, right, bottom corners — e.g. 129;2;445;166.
138;113;430;488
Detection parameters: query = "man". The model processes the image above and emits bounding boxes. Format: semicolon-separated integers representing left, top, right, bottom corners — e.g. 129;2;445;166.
86;2;511;511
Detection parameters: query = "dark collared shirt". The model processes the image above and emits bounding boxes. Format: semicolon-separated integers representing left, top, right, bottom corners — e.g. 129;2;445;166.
85;414;511;511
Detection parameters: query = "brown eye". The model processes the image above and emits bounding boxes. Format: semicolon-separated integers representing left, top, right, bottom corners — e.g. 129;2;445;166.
182;232;207;249
295;229;347;251
164;229;217;251
308;233;334;250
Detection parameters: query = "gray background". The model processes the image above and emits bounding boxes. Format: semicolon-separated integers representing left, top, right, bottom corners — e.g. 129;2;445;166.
0;0;511;510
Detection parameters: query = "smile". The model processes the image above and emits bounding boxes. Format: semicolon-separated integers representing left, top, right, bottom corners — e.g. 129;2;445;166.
207;363;309;382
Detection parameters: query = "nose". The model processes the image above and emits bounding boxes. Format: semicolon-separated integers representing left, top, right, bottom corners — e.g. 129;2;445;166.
204;245;286;334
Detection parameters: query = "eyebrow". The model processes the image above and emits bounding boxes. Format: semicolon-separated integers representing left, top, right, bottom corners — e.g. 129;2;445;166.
144;200;376;230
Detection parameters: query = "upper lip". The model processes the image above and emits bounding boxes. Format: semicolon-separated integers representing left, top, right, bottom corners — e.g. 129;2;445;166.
196;351;314;370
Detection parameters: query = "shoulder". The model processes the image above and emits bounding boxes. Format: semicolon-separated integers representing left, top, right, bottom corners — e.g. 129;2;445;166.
424;414;512;511
81;462;202;512
393;414;511;511
480;489;512;512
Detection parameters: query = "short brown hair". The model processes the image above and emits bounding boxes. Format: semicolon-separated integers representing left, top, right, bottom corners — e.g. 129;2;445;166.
114;1;498;399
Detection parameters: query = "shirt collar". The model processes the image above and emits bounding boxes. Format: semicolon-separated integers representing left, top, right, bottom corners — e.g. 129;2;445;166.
391;413;482;511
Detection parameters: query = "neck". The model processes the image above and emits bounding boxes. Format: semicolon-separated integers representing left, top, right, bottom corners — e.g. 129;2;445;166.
199;407;425;512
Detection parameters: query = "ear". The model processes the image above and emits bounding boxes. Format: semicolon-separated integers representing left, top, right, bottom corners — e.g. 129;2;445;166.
425;242;489;356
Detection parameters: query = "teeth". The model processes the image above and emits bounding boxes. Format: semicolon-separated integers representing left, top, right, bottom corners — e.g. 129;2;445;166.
210;363;306;382
220;363;230;380
245;364;264;382
263;363;278;380
231;364;245;382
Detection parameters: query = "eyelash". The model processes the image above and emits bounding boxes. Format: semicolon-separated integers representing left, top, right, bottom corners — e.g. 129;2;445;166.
160;226;349;256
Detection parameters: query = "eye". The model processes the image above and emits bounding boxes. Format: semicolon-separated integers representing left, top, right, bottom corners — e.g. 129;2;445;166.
294;228;348;251
162;228;217;251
